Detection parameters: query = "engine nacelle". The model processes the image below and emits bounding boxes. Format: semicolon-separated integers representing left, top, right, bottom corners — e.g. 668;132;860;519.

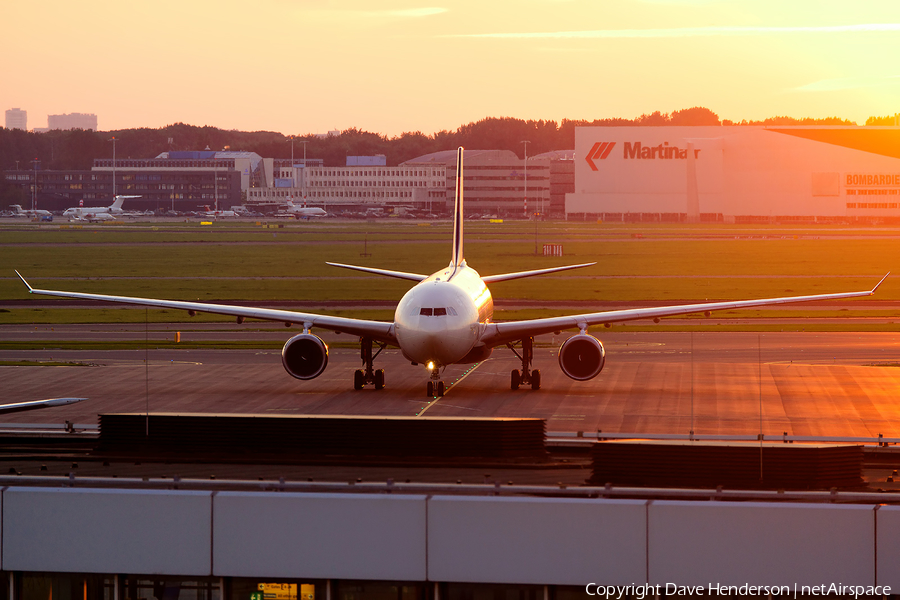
558;334;606;381
281;333;328;380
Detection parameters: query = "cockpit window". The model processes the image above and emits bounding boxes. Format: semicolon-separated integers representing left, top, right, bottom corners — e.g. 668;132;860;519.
418;307;457;317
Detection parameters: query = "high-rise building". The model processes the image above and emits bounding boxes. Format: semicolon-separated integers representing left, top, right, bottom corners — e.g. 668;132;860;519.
5;108;27;130
48;112;98;131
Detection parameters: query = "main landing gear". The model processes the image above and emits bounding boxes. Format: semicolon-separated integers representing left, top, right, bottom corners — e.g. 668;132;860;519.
507;336;541;391
353;337;387;390
426;363;445;397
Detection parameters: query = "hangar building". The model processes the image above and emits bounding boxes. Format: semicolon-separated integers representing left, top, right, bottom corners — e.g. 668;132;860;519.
566;126;900;224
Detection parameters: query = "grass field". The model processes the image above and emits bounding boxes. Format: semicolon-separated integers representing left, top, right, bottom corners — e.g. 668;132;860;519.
1;219;897;331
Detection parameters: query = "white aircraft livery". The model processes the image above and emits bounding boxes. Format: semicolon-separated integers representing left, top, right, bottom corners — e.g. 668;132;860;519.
70;209;116;223
10;204;52;218
281;200;327;219
63;195;140;218
15;148;889;397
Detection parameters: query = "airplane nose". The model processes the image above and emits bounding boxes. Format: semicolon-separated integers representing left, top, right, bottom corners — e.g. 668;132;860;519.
403;321;475;365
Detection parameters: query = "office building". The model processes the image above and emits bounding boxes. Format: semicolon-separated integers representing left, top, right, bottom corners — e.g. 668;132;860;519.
5;108;27;130
48;113;98;131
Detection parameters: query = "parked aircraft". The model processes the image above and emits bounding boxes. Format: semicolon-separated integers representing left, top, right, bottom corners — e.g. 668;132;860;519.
10;205;52;218
15;148;889;397
70;209;116;223
63;196;140;219
280;200;327;219
0;397;85;414
199;206;237;218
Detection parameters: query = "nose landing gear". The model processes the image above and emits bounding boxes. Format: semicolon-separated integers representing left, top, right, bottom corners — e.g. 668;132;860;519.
507;336;541;391
426;364;445;397
353;337;387;390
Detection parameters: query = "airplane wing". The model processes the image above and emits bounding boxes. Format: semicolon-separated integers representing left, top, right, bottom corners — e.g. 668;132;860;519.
325;262;429;282
14;271;398;345
479;273;890;347
482;262;596;283
0;397;86;414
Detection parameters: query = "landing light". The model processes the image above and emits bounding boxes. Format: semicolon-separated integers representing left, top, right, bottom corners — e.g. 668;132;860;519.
427;361;435;370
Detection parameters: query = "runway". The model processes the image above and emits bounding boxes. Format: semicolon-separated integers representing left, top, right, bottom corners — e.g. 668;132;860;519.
3;329;900;438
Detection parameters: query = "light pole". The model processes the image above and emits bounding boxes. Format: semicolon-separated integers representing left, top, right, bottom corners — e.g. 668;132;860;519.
521;140;530;219
214;157;219;216
109;137;117;201
31;158;38;211
299;140;308;205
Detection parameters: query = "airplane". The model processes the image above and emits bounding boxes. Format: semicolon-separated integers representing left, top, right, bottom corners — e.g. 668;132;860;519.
63;196;142;219
280;200;327;219
10;204;52;218
199;205;237;218
14;148;890;397
70;209;116;223
0;397;86;414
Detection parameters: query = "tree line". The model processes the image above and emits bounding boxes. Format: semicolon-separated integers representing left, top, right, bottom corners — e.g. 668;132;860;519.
0;107;889;172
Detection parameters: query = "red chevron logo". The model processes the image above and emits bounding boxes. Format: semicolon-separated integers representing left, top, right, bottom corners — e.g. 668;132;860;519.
585;142;616;171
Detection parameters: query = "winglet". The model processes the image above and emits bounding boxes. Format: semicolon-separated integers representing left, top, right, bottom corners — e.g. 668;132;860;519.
14;270;33;293
871;272;890;294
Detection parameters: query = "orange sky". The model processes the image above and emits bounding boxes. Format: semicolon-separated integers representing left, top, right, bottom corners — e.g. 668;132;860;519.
3;0;899;136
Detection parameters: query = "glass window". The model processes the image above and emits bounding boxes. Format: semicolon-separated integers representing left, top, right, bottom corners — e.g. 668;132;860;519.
230;581;322;600
17;573;114;600
419;308;433;316
334;581;427;600
433;308;447;316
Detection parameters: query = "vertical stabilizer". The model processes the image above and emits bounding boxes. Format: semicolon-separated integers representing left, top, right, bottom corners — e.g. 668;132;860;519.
111;195;125;211
451;147;464;269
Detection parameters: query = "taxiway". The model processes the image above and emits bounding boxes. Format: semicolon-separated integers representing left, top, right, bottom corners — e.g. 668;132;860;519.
2;329;900;438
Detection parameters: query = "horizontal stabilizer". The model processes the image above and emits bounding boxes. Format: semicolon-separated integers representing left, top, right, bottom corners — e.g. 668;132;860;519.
326;262;428;282
482;262;596;284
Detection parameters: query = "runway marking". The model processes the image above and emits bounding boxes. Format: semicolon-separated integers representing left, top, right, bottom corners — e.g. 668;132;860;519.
103;360;203;367
433;403;480;411
550;414;586;421
415;360;488;417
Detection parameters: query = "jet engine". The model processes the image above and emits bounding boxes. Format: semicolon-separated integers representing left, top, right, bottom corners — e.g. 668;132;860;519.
281;334;328;380
558;334;605;381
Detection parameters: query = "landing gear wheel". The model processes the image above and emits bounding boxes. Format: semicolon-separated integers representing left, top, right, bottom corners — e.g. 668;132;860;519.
427;381;434;397
437;381;445;397
508;337;541;391
355;337;387;391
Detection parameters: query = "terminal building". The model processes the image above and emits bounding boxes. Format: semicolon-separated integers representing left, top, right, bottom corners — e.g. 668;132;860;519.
567;125;900;223
247;159;445;214
2;483;900;598
2;145;575;217
403;149;549;217
249;150;573;218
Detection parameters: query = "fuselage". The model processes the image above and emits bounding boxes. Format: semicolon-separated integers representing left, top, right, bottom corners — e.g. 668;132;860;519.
11;205;50;217
64;207;110;217
393;262;493;367
64;197;127;217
